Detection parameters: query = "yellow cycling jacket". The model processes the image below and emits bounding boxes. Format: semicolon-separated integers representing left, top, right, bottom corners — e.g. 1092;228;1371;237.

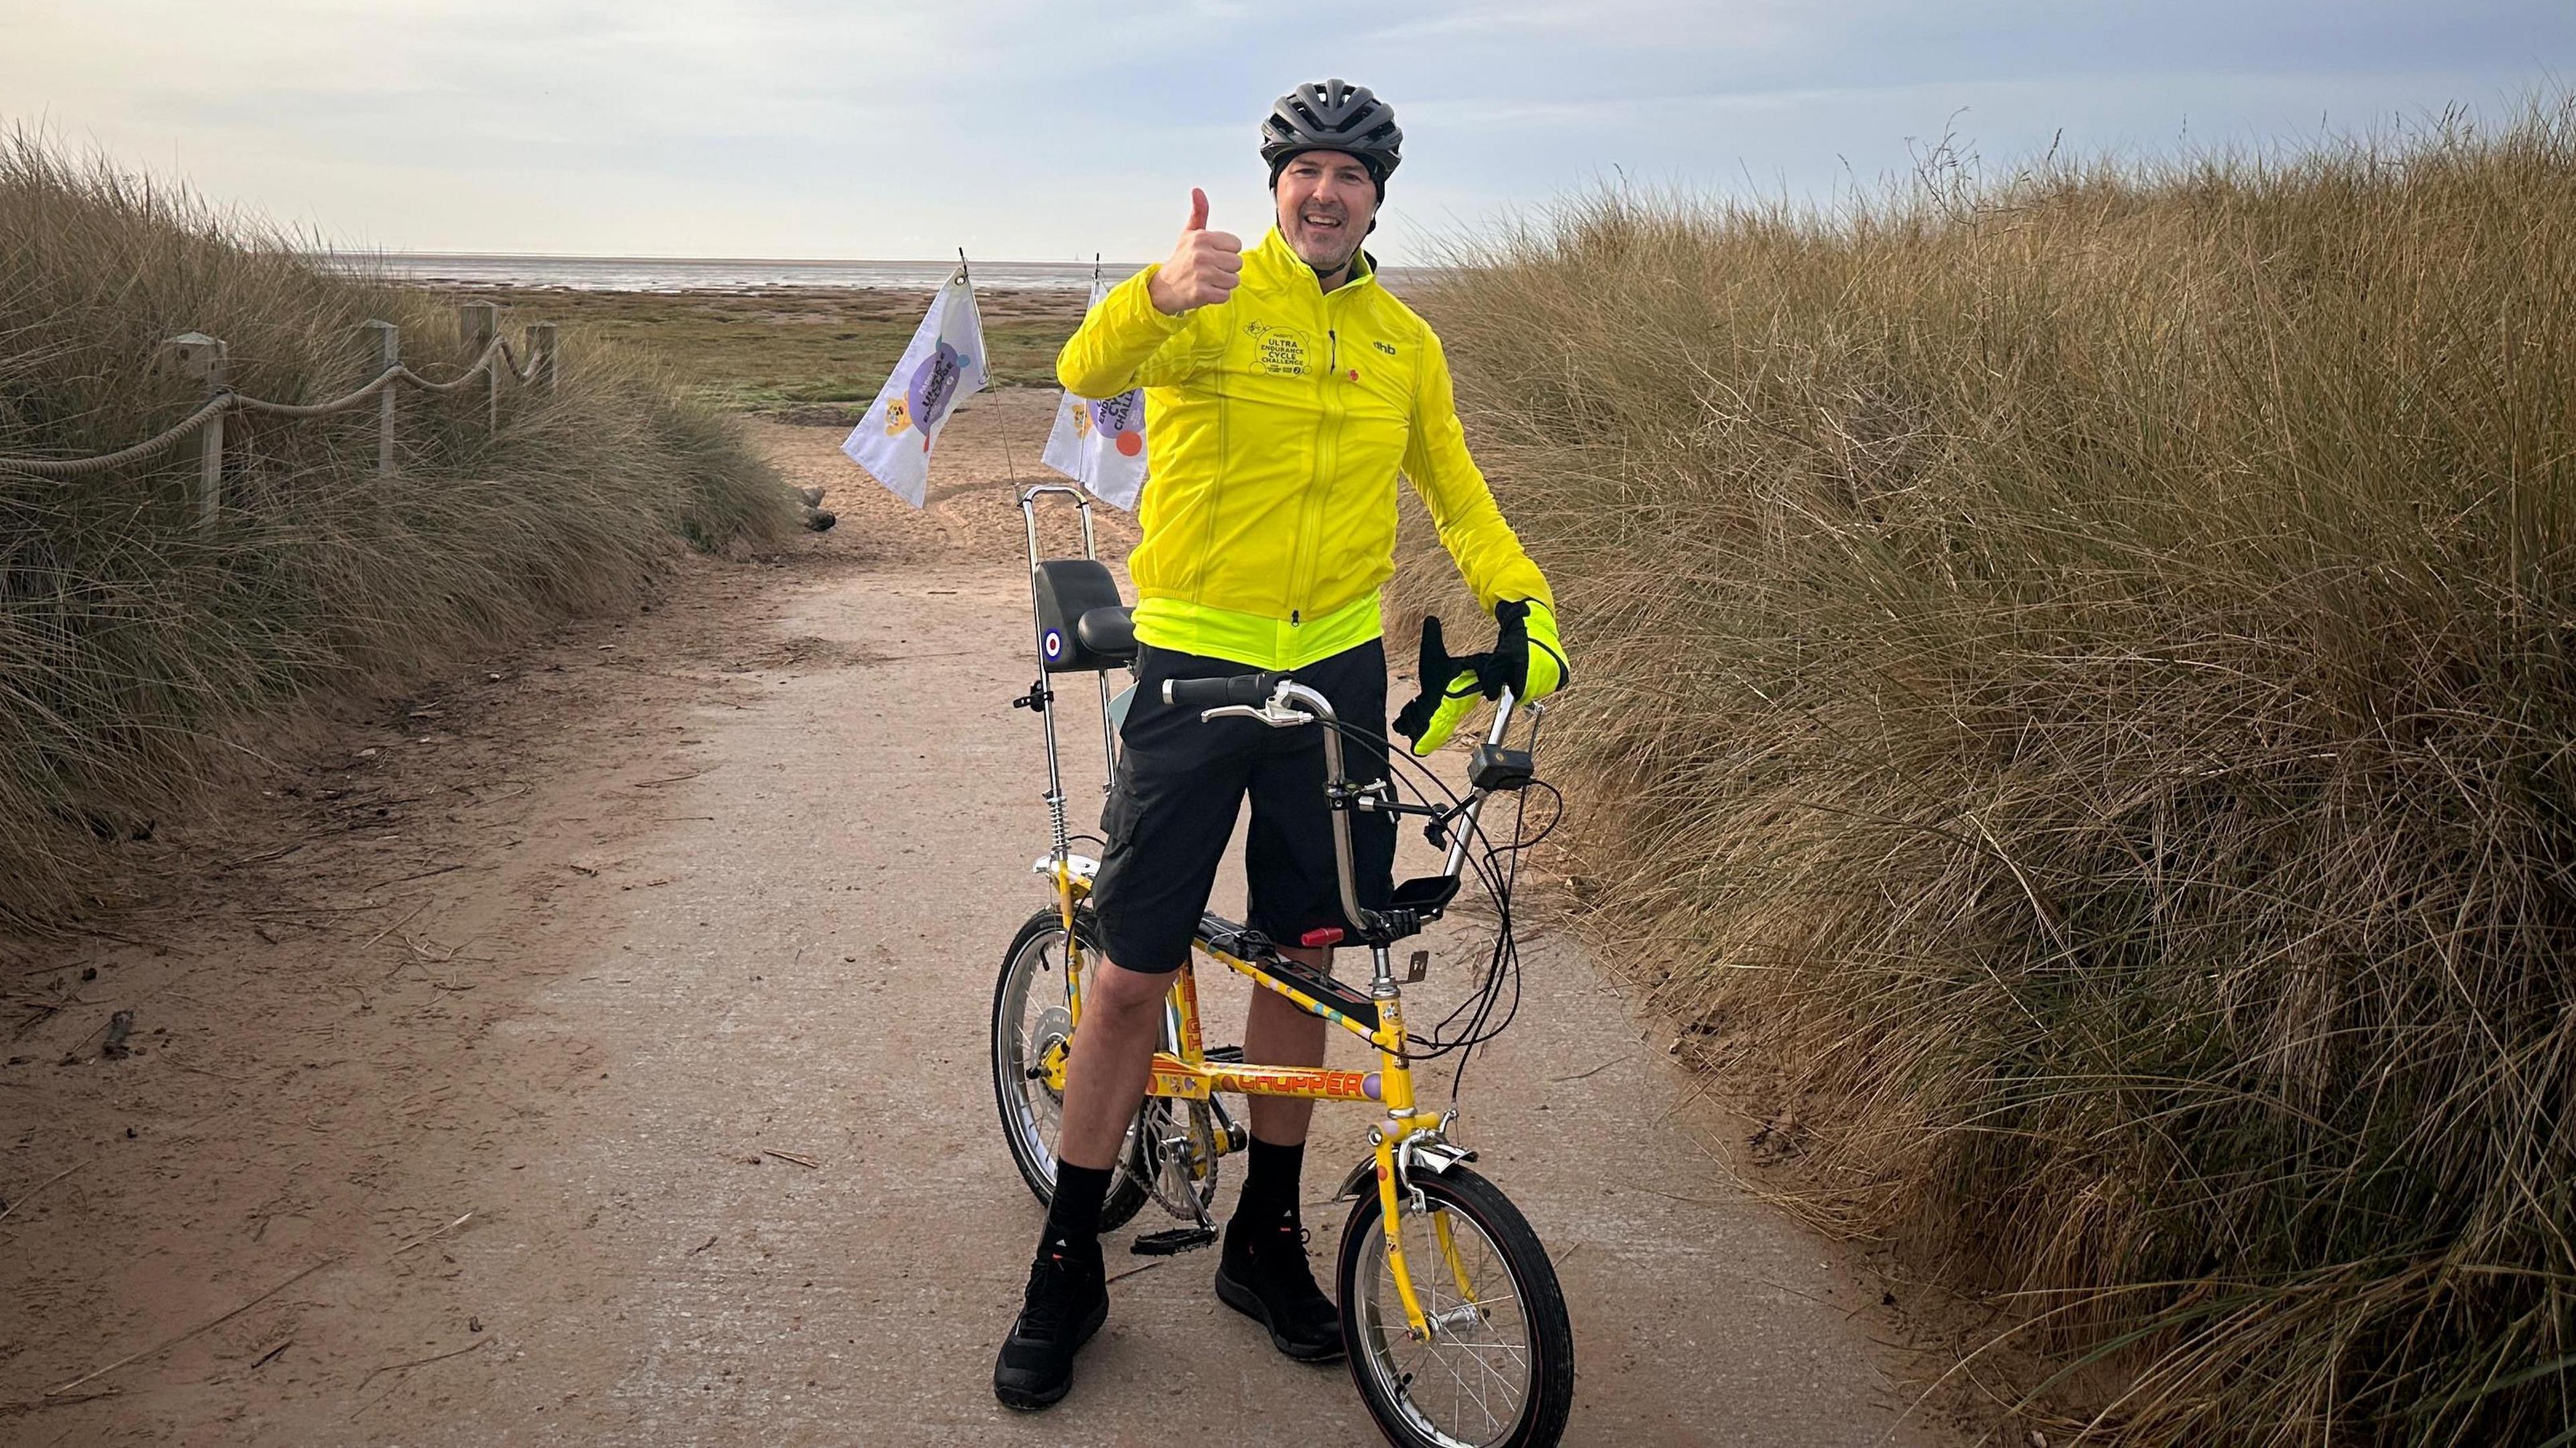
1059;228;1550;671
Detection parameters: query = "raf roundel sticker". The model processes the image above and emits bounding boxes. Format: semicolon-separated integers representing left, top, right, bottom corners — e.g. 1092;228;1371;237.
1043;628;1063;661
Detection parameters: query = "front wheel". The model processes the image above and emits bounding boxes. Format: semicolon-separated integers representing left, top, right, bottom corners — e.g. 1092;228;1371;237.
989;906;1150;1231
1337;1164;1575;1448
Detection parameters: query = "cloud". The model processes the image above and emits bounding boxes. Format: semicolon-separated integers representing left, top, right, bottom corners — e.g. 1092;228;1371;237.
2;0;2571;261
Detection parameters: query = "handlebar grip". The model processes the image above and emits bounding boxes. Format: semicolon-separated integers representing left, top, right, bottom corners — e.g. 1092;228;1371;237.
1163;672;1278;708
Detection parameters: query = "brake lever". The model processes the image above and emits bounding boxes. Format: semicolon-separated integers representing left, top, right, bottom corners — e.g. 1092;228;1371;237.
1199;704;1317;729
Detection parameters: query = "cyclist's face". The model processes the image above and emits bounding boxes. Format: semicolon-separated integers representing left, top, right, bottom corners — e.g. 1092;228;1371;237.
1275;152;1378;275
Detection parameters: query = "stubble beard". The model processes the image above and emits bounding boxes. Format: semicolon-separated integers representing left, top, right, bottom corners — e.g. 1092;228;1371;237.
1286;214;1366;280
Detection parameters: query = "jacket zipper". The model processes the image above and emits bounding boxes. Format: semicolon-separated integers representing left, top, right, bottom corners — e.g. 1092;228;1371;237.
1287;307;1344;635
1279;279;1333;633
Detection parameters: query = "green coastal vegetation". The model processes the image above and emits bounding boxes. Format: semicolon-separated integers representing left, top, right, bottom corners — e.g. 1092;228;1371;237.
1398;101;2576;1444
0;135;796;926
488;285;1085;420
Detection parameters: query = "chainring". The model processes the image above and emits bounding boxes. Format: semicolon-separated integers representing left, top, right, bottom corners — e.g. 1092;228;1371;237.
1131;1097;1221;1220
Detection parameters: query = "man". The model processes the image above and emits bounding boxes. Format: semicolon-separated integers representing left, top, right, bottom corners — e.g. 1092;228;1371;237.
993;78;1569;1412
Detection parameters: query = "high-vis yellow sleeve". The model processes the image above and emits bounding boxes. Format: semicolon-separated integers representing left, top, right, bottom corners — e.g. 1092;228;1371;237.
1403;331;1553;613
1056;265;1196;399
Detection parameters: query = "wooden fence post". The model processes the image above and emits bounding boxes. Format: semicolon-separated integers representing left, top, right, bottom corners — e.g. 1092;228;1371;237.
458;300;499;433
162;333;227;530
361;319;399;476
456;300;496;353
528;322;559;394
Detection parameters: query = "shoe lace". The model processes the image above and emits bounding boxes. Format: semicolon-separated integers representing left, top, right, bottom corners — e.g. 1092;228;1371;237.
1018;1251;1086;1339
1254;1223;1328;1298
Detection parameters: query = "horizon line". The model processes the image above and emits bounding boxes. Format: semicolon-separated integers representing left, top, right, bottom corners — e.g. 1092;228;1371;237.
307;247;1157;268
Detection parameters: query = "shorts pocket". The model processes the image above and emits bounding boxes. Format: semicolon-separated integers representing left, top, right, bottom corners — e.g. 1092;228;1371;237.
1101;760;1145;842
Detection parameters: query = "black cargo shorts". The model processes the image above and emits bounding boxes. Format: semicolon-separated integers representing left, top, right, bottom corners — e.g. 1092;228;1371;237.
1089;638;1397;974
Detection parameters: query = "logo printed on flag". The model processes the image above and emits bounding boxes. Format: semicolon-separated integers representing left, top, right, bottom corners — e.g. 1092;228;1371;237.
843;266;988;507
1090;390;1144;457
904;340;973;446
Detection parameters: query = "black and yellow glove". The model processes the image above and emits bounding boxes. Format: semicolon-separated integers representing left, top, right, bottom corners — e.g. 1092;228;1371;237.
1393;598;1568;756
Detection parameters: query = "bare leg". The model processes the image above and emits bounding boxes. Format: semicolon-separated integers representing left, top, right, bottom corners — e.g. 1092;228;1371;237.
1244;944;1332;1146
1055;957;1173;1170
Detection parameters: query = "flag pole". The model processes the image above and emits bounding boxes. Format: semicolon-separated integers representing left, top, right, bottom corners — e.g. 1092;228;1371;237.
956;245;1018;496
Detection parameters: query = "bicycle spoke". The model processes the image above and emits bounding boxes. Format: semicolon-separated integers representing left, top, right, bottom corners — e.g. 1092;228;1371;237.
1411;1329;1515;1437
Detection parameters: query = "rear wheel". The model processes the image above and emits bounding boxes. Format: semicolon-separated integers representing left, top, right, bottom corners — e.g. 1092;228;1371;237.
989;906;1150;1231
1337;1164;1575;1448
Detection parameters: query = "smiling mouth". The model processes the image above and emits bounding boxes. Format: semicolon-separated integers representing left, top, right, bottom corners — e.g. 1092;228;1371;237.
1301;211;1346;231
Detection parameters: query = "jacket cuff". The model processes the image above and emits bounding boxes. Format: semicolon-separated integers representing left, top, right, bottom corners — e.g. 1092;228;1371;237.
1105;265;1191;335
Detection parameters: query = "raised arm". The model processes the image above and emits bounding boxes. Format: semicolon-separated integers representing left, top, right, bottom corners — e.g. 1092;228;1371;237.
1057;188;1238;398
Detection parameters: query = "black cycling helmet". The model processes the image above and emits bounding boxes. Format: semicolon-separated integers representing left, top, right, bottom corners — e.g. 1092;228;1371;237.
1261;79;1403;197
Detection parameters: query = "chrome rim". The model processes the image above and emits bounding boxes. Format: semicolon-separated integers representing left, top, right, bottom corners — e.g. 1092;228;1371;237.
996;928;1072;1191
1350;1199;1535;1448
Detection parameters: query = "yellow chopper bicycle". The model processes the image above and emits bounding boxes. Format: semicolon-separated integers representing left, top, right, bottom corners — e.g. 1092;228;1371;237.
989;487;1576;1448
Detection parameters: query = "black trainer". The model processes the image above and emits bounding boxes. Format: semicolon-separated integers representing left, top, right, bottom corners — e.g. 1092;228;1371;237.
1214;1213;1344;1361
993;1236;1109;1410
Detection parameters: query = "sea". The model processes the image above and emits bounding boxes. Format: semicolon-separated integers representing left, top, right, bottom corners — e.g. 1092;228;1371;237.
319;252;1432;294
322;252;1131;293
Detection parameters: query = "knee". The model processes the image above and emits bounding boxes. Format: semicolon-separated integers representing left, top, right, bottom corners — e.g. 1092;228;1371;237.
1087;962;1173;1025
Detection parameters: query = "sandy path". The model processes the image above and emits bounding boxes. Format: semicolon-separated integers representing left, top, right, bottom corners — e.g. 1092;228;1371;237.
1;394;1939;1447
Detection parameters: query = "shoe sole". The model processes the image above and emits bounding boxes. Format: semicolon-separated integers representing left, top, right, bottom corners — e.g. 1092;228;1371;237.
1214;1265;1346;1363
994;1296;1109;1412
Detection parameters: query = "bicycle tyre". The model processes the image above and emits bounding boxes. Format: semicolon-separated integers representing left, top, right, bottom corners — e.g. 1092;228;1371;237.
989;906;1150;1231
1337;1164;1575;1448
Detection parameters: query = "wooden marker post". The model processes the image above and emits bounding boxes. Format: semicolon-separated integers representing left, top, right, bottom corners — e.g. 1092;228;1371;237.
527;322;559;394
361;319;399;476
458;300;500;432
162;333;228;530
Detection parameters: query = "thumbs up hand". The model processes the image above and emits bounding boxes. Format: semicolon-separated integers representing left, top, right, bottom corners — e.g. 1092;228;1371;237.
1147;188;1243;315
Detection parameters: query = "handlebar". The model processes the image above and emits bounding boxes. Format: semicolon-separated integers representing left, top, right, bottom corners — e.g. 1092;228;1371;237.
1159;670;1538;946
1161;672;1282;709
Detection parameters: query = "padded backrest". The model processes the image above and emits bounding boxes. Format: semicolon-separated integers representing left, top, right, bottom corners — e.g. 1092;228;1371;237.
1031;559;1128;673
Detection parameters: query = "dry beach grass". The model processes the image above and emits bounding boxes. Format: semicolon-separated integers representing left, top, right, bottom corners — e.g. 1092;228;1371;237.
0;135;796;927
1400;100;2576;1445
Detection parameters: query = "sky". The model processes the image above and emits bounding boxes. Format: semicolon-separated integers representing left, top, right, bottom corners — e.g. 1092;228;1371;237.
4;1;2573;266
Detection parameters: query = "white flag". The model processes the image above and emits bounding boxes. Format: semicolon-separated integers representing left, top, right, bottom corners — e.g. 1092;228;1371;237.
1040;280;1149;511
842;268;989;507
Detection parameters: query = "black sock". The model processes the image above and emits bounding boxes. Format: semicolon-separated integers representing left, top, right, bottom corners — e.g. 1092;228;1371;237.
1238;1135;1305;1224
1044;1162;1112;1253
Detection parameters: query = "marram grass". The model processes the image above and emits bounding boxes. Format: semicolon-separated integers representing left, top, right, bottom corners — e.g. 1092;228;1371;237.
1401;101;2576;1445
0;134;797;924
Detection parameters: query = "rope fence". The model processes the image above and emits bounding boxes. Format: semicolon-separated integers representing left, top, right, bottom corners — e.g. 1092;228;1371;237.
0;302;561;528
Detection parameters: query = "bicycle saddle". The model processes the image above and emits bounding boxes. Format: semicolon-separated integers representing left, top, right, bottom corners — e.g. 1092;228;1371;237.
1075;606;1136;665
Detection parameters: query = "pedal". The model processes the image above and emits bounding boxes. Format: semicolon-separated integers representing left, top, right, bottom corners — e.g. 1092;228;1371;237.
1204;1044;1244;1064
1129;1226;1218;1256
1405;950;1430;983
